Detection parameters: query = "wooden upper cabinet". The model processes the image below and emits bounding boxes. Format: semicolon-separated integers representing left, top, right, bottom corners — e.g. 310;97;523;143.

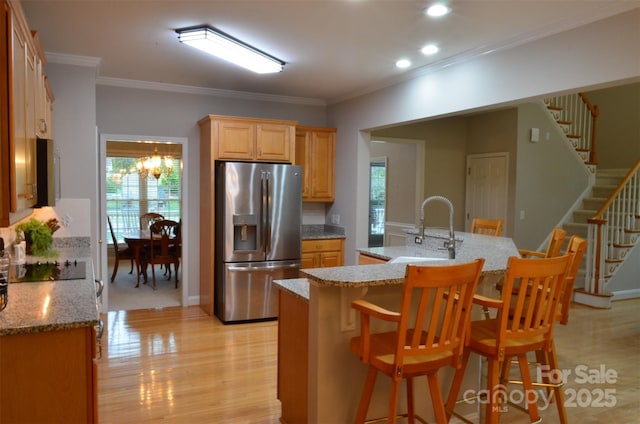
217;119;255;159
200;115;296;163
8;4;36;213
295;126;336;202
0;1;54;225
0;2;9;226
256;123;293;162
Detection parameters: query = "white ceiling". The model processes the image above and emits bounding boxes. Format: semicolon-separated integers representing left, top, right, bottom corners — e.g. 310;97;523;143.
20;0;639;104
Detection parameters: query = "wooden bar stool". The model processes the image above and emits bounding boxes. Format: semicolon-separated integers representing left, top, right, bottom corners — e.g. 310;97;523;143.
470;217;504;236
445;254;571;424
350;259;485;424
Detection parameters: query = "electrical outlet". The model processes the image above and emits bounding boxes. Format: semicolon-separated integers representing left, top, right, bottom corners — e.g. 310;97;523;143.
331;214;340;225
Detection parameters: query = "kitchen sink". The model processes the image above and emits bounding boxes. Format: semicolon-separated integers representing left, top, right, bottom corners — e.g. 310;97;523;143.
388;256;448;264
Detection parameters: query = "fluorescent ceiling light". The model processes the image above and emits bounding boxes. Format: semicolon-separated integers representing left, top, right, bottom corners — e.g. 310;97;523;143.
176;26;284;74
426;4;450;17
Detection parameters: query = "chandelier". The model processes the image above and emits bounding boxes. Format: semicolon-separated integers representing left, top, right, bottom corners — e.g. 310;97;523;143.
136;147;174;180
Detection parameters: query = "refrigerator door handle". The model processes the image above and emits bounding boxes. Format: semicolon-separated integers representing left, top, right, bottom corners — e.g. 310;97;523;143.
264;171;272;255
260;171;268;253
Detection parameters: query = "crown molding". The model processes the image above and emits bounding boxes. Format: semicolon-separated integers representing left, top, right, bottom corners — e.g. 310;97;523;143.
43;52;325;106
95;76;327;106
45;52;102;68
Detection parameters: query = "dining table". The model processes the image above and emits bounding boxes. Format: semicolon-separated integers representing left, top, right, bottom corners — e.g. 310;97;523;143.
123;230;153;287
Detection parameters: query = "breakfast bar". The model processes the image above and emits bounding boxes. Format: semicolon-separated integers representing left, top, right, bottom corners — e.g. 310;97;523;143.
275;231;520;424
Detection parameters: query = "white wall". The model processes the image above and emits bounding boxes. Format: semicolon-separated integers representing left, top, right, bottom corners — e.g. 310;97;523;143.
368;141;418;225
514;103;590;250
586;82;640;169
328;8;640;265
45;64;98;252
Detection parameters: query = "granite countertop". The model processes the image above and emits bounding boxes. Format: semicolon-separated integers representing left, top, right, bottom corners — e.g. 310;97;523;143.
0;245;99;336
302;224;345;240
273;278;309;300
274;231;520;299
301;231;520;288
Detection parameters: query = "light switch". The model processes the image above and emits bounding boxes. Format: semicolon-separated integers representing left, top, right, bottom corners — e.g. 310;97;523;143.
530;128;539;143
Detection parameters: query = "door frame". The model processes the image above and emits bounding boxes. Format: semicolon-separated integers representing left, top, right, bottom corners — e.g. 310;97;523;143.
98;133;189;311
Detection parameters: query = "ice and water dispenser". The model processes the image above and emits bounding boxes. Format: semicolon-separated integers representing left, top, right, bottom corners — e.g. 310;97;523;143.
233;214;258;252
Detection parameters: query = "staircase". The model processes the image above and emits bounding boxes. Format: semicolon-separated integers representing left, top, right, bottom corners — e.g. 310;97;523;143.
563;170;625;239
543;94;640;308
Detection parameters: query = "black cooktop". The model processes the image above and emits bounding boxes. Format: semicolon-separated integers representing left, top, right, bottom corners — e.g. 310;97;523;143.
9;260;86;283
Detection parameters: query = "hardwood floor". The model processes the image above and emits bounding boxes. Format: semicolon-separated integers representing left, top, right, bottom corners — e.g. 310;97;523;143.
98;307;280;423
98;299;640;423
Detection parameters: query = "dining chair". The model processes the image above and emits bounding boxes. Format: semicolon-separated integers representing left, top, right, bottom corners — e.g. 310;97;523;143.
445;254;571;424
107;216;135;283
470;217;504;236
164;219;182;279
139;212;164;231
350;259;485;424
518;227;566;258
141;219;180;289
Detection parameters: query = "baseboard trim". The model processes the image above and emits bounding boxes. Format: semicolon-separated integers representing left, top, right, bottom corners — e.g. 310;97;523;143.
611;288;640;301
573;288;613;308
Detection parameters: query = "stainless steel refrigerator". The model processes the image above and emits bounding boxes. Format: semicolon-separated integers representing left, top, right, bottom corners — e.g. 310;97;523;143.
214;161;302;323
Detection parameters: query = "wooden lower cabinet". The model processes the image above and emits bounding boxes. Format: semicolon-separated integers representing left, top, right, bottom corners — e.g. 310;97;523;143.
0;326;98;423
277;289;309;424
358;252;389;265
301;238;344;269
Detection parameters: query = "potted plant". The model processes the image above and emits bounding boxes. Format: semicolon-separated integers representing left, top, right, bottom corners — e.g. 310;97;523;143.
15;218;60;256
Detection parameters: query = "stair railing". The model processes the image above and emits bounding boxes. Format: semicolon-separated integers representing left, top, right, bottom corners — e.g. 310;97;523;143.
586;160;640;294
548;93;600;164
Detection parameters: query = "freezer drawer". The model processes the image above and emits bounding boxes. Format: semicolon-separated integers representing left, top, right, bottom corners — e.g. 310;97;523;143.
216;260;300;323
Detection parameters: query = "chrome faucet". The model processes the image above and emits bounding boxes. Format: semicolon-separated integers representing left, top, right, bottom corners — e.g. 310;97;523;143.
419;195;456;259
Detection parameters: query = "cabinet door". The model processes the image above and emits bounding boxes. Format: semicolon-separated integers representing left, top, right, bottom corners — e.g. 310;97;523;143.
300;252;316;269
320;251;342;268
0;327;97;423
309;131;335;201
44;79;54;138
294;132;310;198
25;42;37;201
0;4;10;226
256;123;292;162
216;120;255;160
9;14;34;212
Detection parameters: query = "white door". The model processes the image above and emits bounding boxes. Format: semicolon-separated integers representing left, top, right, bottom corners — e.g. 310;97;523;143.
465;153;509;232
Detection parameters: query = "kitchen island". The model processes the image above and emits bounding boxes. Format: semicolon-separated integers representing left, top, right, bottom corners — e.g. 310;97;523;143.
275;231;520;424
0;247;100;423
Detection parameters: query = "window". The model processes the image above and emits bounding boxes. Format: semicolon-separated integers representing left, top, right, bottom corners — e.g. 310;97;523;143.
106;141;182;244
368;158;387;247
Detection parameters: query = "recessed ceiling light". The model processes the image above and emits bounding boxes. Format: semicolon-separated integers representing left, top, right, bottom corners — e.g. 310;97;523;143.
421;44;439;55
396;59;411;69
426;3;450;17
